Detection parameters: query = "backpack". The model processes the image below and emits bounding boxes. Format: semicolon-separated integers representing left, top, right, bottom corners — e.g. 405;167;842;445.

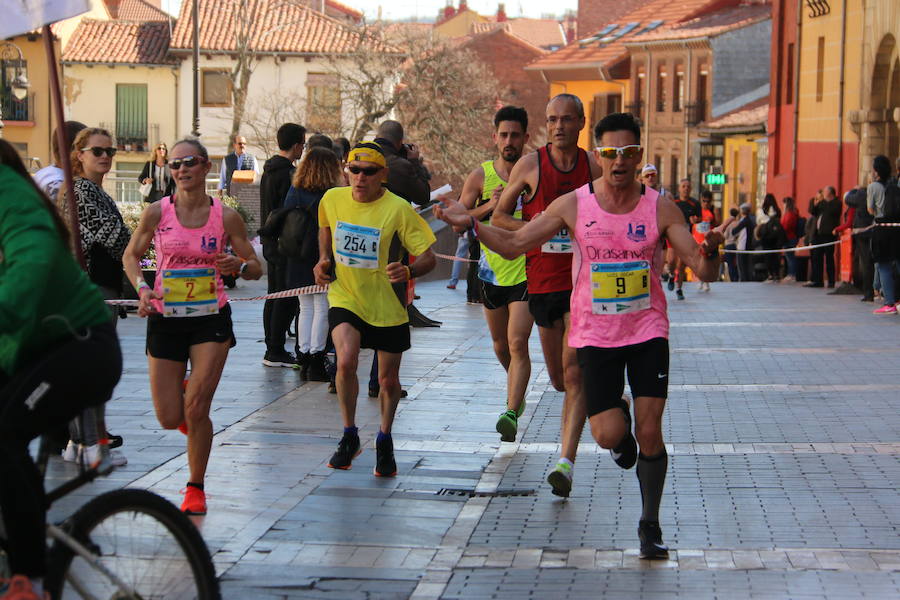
883;182;900;221
277;205;317;261
257;207;290;265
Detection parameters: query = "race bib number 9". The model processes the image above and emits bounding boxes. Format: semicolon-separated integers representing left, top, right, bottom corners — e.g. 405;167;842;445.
591;261;651;315
162;268;219;318
335;221;381;269
542;227;573;254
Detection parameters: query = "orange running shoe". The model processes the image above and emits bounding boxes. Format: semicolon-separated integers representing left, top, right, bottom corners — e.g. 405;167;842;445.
177;421;188;435
0;575;48;600
181;485;207;515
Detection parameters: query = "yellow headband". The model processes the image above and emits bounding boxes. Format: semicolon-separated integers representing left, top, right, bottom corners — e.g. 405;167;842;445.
348;142;386;168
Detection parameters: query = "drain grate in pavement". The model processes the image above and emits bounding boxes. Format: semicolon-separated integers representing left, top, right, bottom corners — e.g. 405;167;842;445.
437;488;536;498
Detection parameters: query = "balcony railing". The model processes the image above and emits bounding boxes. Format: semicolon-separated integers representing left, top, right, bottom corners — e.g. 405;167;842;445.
99;122;160;153
685;100;707;126
1;90;34;122
625;100;644;125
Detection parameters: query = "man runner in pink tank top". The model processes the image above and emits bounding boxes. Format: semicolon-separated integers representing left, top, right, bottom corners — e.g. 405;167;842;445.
435;113;724;560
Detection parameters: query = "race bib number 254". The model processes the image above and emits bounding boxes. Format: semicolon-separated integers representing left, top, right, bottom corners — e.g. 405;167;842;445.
335;221;381;269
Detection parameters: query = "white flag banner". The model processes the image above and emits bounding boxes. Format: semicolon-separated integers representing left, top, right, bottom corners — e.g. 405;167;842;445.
3;0;90;39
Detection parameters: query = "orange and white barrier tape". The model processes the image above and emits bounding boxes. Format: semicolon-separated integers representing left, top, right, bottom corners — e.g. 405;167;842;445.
105;284;328;306
434;252;478;263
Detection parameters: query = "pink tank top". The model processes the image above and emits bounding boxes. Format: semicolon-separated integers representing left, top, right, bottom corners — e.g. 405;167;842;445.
151;195;229;316
569;183;668;348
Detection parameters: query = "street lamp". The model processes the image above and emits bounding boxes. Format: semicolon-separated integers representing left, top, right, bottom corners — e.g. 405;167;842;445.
0;41;31;137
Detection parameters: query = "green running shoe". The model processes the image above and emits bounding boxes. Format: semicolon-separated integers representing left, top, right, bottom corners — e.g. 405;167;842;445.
547;460;573;498
514;398;527;418
496;410;518;442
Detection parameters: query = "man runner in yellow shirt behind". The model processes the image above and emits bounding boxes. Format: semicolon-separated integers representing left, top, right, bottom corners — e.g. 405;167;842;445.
458;105;534;442
314;142;437;477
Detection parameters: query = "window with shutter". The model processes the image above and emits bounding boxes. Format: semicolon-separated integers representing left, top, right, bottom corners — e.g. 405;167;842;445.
116;84;148;149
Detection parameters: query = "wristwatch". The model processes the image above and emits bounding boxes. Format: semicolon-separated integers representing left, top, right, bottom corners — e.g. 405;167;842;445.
239;261;249;276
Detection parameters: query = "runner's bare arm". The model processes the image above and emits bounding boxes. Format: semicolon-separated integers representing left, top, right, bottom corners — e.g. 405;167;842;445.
459;166;488;215
491;152;537;231
222;207;262;279
123;202;161;295
387;248;436;283
314;226;334;285
436;192;575;259
660;197;722;282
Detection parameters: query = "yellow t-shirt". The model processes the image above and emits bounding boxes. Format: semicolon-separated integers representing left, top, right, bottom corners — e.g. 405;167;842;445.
319;186;436;327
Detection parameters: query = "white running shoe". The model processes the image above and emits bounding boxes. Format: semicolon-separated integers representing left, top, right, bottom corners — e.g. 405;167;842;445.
81;443;128;467
61;440;79;462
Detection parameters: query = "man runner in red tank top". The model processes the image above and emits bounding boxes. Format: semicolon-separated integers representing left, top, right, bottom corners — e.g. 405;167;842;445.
492;94;601;497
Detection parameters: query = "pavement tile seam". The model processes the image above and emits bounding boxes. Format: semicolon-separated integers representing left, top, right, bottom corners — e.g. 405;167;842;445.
397;441;900;455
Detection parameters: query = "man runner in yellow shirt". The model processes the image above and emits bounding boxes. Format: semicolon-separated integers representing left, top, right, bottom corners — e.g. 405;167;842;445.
458;106;534;442
315;142;436;477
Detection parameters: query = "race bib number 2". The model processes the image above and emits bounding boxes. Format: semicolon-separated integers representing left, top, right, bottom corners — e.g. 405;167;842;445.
335;221;380;269
542;227;572;253
162;268;218;318
591;261;651;315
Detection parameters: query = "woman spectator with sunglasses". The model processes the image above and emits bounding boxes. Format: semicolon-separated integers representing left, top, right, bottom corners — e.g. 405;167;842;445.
123;138;262;515
139;143;175;203
58;127;131;466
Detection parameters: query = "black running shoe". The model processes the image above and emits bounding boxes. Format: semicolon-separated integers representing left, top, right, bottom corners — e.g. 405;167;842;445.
667;278;675;291
106;432;124;449
638;520;669;559
374;436;397;477
676;289;685;301
327;432;361;469
610;399;637;469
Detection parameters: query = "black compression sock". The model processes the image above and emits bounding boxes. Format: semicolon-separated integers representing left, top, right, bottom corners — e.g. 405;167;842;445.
636;449;668;522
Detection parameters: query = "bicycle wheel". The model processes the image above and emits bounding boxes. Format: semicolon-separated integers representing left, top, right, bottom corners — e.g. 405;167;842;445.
45;488;219;600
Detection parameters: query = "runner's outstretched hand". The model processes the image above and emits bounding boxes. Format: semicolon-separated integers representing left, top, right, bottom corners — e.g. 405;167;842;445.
701;230;725;255
433;195;471;232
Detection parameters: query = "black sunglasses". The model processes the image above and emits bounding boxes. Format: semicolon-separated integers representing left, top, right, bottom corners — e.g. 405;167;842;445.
348;165;382;176
81;146;117;158
169;156;205;170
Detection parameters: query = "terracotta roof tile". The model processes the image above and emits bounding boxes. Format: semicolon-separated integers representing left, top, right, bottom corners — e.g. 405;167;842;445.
62;18;173;64
628;2;771;43
527;0;722;71
110;0;171;22
324;0;363;19
703;97;768;130
170;0;366;54
470;18;565;50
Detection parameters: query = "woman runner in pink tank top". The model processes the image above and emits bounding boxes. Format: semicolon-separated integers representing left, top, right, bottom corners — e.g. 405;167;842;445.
123;138;262;516
433;113;724;561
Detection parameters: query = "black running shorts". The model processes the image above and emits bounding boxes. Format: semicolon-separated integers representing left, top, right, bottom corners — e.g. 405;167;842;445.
527;289;571;328
481;280;529;310
328;307;411;354
577;337;669;417
146;303;236;362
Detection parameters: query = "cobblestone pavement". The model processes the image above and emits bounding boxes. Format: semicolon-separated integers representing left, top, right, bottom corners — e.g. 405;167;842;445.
45;278;900;599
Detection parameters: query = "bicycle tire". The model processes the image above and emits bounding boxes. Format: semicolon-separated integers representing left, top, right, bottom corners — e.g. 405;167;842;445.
45;488;220;600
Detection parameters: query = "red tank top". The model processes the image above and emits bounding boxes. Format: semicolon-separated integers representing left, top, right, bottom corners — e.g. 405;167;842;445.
521;145;593;294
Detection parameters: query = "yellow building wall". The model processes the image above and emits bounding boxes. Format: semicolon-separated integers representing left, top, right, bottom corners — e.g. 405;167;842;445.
1;35;61;170
63;63;178;167
796;0;864;143
549;79;631;149
723;135;759;216
433;10;488;39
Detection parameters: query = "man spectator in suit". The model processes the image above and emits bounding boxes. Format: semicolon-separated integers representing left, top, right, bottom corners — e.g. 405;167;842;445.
218;134;259;195
260;123;306;367
805;185;842;288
